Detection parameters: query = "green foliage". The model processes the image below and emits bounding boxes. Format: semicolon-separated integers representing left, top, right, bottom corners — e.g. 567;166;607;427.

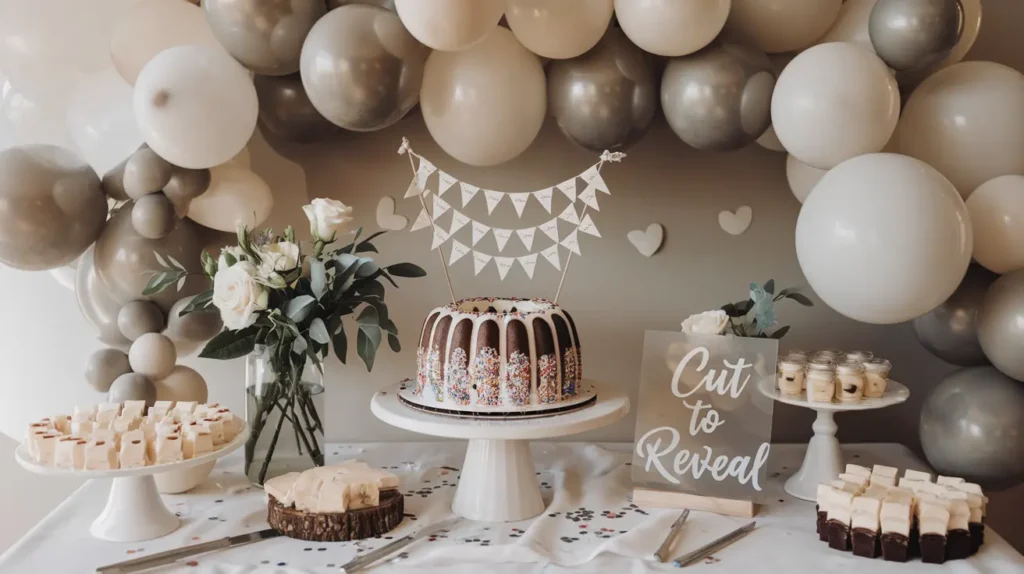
719;279;813;339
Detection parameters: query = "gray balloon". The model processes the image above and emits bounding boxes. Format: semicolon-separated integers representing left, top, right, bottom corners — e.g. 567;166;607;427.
117;300;166;341
0;145;108;270
913;264;997;366
123;146;173;200
85;348;132;392
254;74;338;143
166;295;224;355
299;4;429;131
920;366;1024;491
869;0;964;72
328;0;394;10
547;28;657;153
107;372;157;407
977;270;1024;381
204;0;327;76
101;157;130;201
76;246;132;350
163;167;212;217
661;42;776;151
131;193;177;240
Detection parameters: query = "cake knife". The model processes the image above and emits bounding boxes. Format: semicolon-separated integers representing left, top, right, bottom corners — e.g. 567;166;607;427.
654;509;690;562
672;521;756;568
339;517;460;572
95;528;281;573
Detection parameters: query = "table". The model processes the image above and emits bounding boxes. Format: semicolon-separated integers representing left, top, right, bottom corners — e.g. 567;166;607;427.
1;443;1021;573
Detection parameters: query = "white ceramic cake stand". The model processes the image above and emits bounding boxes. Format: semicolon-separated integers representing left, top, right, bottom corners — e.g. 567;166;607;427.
371;380;629;523
757;378;909;501
15;423;249;542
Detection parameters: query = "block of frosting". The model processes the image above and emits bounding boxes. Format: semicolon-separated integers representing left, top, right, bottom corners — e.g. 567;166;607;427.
291;471;327;513
816;484;832;541
880;487;913;562
35;433;59;466
851;487;884;558
918;497;951;564
149;401;173;419
903;469;933;483
870;465;898;487
95;403;121;424
827;487;856;551
25;424;51;457
838;472;869;492
121;400;146;420
264;472;301;507
52;415;71;434
201;418;225;446
183;429;213;459
70;419;93;439
315;479;351;514
172;401;197;422
84;440;118;470
74;404;97;419
845;464;871;479
937;475;965;487
111;415;138;439
942;489;971;560
91;428;116;446
954;482;985;553
54;437;87;469
119;435;147;468
155;433;184;464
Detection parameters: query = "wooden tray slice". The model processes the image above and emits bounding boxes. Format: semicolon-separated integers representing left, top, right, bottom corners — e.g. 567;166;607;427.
268;489;405;542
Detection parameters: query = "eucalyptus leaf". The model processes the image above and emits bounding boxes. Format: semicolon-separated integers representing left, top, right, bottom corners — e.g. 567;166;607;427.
386;262;427;278
379;270;399;288
380;318;398;336
199;326;259;360
355;259;380;279
333;323;347;364
153;251;168;268
786;292;814;307
770;326;791;339
309;317;330;345
764;279;775;295
357;305;379;326
283;295;317;323
388;333;401;353
357;324;381;371
292;336;308;356
357;279;385;298
179;290;214;316
310;259;327;300
355;241;378;254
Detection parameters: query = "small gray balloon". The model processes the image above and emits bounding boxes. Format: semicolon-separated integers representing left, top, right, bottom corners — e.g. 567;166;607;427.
204;0;327;76
977;269;1024;382
254;74;338;143
328;0;394;10
131;193;177;240
0;145;108;270
166;295;224;355
101;157;131;201
869;0;964;72
163;167;212;217
920;366;1024;491
76;247;132;350
117;300;166;341
547;28;657;153
300;4;429;131
913;264;997;366
107;372;157;407
85;348;132;392
123;146;173;200
661;42;776;151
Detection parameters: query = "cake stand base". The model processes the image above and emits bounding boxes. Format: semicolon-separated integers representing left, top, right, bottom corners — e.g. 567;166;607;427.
784;409;842;501
453;439;544;522
91;475;180;542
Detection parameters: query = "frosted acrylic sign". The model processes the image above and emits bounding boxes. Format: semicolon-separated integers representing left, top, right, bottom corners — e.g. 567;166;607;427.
632;331;777;502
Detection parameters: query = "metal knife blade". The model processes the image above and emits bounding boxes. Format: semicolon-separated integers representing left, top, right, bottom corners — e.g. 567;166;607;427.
654;509;690;562
339;517;460;573
95;528;281;574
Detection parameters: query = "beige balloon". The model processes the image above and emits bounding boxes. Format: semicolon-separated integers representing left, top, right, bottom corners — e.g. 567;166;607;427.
786;154;827;203
187;165;273;232
394;0;504;52
967;175;1024;275
129;332;178;379
165;294;223;357
110;0;223;85
756;127;786;152
154;365;209;403
725;0;843;54
818;0;877;54
506;0;613;60
614;0;730;57
420;27;546;166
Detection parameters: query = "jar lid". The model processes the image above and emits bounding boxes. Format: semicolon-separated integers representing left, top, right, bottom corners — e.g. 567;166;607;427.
845;350;874;361
836;360;865;374
807;360;835;373
863;357;892;371
779;359;806;369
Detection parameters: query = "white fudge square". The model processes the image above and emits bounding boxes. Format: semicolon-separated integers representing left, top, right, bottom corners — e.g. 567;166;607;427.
73;405;97;419
96;403;121;424
201;418;225;446
121;401;146;420
52;415;72;434
55;437;87;469
149;401;174;419
937;475;965;487
84;440;118;470
183;430;213;459
903;469;933;483
70;420;94;439
35;434;59;466
172;402;197;422
845;464;871;478
119;436;147;468
155;434;184;464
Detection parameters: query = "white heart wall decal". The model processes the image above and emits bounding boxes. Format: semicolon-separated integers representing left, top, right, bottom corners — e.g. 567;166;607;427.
376;196;408;231
627;223;664;258
719;206;753;236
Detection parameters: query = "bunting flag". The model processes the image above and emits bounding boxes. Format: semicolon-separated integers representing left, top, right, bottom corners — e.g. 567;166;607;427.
460;182;479;207
557;178;577;202
578;213;601;237
532;187;553;213
472;250;492;275
509;192;530;217
431;226;450;250
539;218;559;242
518;253;538;279
516;227;536;250
450;240;470;264
417;157;436;189
541;244;561;270
437;171;457;195
580;164;609;193
432;194;451;220
494;256;516;280
449;210;471;234
493;228;513;252
404;178;426;198
560;229;581;255
471;221;490;246
579;184;600;211
484;190;503;214
410;208;430;231
558;203;580;225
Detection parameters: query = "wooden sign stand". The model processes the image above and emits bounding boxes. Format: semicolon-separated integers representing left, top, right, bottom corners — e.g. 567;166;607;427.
632;487;757;519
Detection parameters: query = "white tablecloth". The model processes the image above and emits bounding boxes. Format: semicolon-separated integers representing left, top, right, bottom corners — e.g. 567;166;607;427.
1;443;1021;573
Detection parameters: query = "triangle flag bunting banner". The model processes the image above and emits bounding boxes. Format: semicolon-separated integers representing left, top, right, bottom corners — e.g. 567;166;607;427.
509;192;530;217
449;210;471;234
484;190;504;214
579;184;600;211
516;227;536;251
540;244;561;270
578;213;601;237
417;157;437;189
518;253;538;279
450;240;470;264
539;218;559;242
431;226;450;251
437;171;457;195
560;229;581;255
493;228;513;252
410;208;431;232
472;250;492;275
494;256;515;280
471;221;490;246
532;187;553;213
460;182;479;207
404;178;425;198
580;164;608;193
556;178;577;203
432;194;451;220
558;203;580;225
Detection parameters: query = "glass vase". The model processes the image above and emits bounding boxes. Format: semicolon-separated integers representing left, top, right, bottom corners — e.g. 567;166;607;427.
245;345;325;485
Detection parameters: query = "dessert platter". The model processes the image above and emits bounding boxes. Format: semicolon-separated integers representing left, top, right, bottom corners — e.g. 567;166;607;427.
16;400;249;542
758;349;910;501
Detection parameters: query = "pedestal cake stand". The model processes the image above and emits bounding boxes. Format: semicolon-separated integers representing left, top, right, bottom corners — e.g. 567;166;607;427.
15;424;249;542
758;378;909;501
371;380;629;523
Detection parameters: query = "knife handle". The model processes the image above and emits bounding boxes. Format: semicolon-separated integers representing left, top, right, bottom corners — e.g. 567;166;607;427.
96;539;231;574
340;535;418;573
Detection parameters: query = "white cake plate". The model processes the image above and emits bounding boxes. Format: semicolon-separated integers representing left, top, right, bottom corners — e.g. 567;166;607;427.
371;380;629;523
757;379;909;501
15;423;249;542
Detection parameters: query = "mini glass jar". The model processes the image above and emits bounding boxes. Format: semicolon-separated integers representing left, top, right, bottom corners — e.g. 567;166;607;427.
845;350;874;364
810;350;840;364
777;359;806;396
784;349;808;362
835;360;866;402
862;358;892;398
806;361;836;403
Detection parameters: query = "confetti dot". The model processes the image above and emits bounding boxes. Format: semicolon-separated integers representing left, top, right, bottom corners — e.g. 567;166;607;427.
214;499;223;503
318;548;326;552
192;537;200;541
278;562;286;566
186;561;198;567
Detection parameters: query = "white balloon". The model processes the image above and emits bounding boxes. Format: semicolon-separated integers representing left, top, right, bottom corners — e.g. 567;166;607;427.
614;0;731;57
0;85;73;150
756;127;786;152
725;0;842;53
187;165;273;232
154;365;208;403
394;0;504;52
134;45;258;169
66;68;143;176
771;42;899;169
128;332;178;379
786;154;826;203
817;0;876;53
109;0;222;85
796;153;972;324
506;0;613;60
420;27;546;166
966;175;1024;275
897;61;1024;199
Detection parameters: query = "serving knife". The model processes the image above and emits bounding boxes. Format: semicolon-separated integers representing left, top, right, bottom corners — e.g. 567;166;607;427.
654;509;690;563
339;517;460;572
95;528;281;573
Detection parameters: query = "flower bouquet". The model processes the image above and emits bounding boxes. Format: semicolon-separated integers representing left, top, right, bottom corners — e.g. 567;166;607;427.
681;280;813;338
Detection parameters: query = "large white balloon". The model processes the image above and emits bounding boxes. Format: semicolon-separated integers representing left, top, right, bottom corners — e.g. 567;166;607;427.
420;27;546;166
134;45;258;169
506;0;613;60
771;42;899;169
967;175;1024;275
187;165;273;232
394;0;504;52
817;0;877;53
897;61;1024;199
109;0;222;85
0;85;73;151
796;153;972;324
786;154;826;203
66;68;143;176
614;0;731;57
725;0;842;53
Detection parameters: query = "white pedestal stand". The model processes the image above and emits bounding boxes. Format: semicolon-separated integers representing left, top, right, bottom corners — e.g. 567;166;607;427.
371;381;629;522
757;379;909;501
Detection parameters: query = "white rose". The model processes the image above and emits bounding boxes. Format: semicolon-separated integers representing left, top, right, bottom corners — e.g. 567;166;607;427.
302;198;353;242
212;261;268;330
217;245;246;271
681;310;729;336
257;241;300;284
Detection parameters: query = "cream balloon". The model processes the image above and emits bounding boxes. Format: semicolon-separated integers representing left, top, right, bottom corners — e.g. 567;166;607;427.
506;0;613;60
134;45;258;169
771;42;899;169
128;332;178;379
420;27;546;166
817;0;877;53
187;165;273;232
756;127;786;152
897;61;1024;199
109;0;223;85
394;0;504;52
66;68;143;176
966;175;1024;275
725;0;842;53
614;0;731;57
786;154;826;203
796;153;972;324
154;365;208;403
0;85;74;150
